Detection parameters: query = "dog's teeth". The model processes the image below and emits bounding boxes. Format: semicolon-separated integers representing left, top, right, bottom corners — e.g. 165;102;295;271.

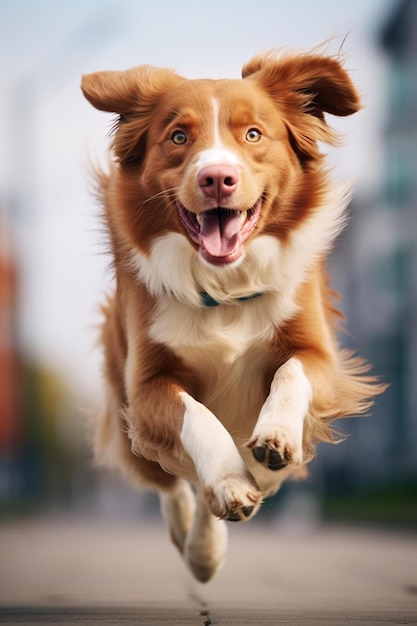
240;211;247;226
196;214;202;226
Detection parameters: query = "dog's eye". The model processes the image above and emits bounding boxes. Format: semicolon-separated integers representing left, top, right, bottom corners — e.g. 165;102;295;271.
170;130;188;145
246;128;262;143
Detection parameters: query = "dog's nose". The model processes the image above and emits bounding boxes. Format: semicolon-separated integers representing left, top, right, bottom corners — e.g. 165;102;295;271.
197;164;239;203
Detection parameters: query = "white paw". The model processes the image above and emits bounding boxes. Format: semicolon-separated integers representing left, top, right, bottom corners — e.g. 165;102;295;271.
246;424;303;471
160;480;196;554
185;513;228;583
203;473;262;522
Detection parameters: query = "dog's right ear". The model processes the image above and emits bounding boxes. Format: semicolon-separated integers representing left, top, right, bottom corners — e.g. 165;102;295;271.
81;66;185;165
81;65;183;114
81;69;136;113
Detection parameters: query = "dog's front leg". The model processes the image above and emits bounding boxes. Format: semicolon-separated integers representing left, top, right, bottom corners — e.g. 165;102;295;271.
246;357;312;471
179;391;262;521
126;380;262;521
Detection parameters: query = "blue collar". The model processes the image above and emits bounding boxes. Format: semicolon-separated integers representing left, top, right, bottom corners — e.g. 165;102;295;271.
200;291;264;307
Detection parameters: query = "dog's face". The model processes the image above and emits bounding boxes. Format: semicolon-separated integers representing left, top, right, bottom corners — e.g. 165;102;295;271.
82;53;360;267
141;78;299;266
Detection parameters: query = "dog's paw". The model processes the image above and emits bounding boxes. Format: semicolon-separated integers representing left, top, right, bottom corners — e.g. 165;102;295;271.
160;480;196;554
184;508;228;582
246;424;303;471
204;473;262;522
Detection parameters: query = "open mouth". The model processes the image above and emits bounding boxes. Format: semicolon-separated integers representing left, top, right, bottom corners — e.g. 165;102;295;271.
176;199;262;265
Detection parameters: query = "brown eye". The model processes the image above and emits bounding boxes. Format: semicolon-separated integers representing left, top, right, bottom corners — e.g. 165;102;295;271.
171;130;188;145
246;128;262;143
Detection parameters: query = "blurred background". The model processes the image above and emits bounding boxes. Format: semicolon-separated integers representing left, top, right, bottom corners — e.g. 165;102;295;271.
0;0;416;530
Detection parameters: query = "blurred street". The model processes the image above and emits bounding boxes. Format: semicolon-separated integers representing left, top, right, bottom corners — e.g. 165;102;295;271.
0;516;416;625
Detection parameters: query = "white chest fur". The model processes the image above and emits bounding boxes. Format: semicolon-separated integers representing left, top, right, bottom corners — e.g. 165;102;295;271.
147;292;278;451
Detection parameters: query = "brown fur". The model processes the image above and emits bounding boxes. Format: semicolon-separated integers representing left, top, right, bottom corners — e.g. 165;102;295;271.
82;50;386;525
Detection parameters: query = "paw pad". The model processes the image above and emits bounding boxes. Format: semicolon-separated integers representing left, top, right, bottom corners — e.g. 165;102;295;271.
252;446;287;471
226;505;255;522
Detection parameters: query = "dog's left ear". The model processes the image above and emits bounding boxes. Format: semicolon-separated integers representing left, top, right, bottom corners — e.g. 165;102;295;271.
242;52;361;119
243;51;361;162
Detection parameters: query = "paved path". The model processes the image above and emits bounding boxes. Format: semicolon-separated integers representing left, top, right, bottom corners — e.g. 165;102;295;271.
0;517;416;624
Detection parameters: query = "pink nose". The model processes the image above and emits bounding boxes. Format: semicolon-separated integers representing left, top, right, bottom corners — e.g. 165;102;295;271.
197;164;239;203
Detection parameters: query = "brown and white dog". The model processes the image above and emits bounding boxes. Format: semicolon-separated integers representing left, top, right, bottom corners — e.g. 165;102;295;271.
82;49;385;582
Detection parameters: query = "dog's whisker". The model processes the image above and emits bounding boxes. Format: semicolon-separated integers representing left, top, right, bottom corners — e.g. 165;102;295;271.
139;187;181;210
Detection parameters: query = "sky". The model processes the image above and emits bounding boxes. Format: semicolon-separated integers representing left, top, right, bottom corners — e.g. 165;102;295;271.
0;0;394;400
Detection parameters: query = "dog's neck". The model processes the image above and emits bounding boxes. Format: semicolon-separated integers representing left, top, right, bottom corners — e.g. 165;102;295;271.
200;291;264;307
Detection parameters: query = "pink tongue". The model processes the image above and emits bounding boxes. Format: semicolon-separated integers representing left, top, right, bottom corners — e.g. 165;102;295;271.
199;210;241;257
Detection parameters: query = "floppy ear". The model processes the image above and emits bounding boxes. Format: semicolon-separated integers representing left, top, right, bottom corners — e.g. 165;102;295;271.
243;52;361;117
242;51;361;162
81;65;184;164
81;69;137;113
81;65;183;114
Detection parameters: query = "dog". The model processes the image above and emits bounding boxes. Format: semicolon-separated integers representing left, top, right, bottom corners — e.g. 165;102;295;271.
81;48;385;582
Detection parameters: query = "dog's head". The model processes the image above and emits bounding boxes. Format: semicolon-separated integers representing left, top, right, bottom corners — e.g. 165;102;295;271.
82;51;360;268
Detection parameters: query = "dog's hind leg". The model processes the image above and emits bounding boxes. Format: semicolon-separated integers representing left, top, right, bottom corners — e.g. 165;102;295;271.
160;479;196;554
183;488;228;583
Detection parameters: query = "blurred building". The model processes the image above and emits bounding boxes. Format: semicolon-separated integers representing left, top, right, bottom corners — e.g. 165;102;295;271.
379;0;417;470
0;218;20;461
376;0;417;479
0;218;84;512
322;0;417;493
